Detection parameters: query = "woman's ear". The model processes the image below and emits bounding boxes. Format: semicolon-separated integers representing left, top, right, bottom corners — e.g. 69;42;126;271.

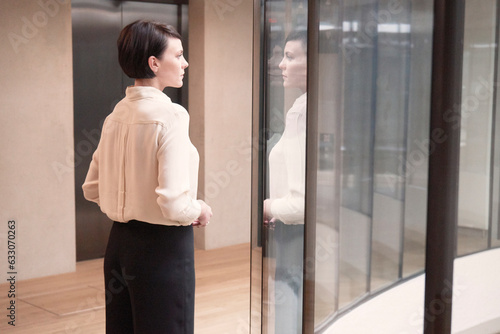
148;56;159;74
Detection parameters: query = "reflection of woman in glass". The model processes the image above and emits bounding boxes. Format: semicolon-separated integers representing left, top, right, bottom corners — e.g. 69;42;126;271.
264;31;307;334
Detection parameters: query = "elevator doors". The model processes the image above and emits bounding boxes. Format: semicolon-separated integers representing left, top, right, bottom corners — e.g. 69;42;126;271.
72;0;188;261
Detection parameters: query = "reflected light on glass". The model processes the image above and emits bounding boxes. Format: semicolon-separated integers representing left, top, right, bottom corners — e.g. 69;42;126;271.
343;21;359;32
378;23;411;33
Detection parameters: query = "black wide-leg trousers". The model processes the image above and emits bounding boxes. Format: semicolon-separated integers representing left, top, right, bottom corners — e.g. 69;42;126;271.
103;220;195;334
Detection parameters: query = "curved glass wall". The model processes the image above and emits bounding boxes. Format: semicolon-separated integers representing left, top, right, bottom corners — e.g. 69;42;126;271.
251;0;500;333
312;0;435;327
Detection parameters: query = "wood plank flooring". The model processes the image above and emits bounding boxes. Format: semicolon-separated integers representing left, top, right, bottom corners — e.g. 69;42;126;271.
0;243;250;334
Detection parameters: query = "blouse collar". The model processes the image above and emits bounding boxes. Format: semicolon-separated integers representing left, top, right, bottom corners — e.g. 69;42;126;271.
125;85;172;103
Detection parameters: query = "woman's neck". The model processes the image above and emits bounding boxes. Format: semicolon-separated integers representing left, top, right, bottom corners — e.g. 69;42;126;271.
134;78;163;91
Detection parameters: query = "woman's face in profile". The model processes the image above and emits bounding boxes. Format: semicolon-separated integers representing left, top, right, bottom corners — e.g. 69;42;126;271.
155;37;189;88
279;40;307;92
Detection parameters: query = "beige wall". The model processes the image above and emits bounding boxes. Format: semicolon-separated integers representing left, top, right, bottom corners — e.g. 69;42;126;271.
0;0;75;280
189;0;253;249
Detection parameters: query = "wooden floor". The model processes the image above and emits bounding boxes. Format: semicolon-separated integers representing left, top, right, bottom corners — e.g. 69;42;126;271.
0;243;250;334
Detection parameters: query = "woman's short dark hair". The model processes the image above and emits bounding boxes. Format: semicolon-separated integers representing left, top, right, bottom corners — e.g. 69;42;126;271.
285;30;307;52
117;20;182;79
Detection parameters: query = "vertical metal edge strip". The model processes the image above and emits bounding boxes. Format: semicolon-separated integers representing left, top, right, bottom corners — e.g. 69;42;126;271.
303;0;320;332
424;1;465;333
250;1;265;333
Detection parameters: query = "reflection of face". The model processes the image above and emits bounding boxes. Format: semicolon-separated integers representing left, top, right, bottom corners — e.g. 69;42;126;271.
156;38;189;88
279;40;307;92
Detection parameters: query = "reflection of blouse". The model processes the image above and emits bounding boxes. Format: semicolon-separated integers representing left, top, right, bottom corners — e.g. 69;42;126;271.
268;93;306;224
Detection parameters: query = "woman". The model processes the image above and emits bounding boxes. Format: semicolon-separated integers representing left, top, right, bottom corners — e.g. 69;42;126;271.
82;20;212;334
264;30;307;334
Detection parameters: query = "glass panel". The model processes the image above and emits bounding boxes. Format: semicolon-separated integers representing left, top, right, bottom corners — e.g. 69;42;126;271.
457;0;496;256
314;0;342;326
312;0;434;328
261;1;308;333
402;0;433;277
338;0;376;309
370;0;412;291
491;2;500;250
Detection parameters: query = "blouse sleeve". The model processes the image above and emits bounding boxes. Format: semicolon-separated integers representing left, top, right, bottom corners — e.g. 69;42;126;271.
270;111;306;224
82;147;101;206
155;110;201;225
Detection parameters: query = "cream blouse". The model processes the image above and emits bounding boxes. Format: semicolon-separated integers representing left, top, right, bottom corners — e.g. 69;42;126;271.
82;86;201;226
268;93;307;224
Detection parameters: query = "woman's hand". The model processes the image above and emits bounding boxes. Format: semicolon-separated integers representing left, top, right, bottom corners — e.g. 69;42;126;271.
263;199;276;230
192;200;213;227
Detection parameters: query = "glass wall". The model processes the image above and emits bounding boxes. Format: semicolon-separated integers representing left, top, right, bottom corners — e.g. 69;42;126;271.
251;0;500;332
253;0;434;331
457;0;497;256
312;0;435;327
491;0;500;251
